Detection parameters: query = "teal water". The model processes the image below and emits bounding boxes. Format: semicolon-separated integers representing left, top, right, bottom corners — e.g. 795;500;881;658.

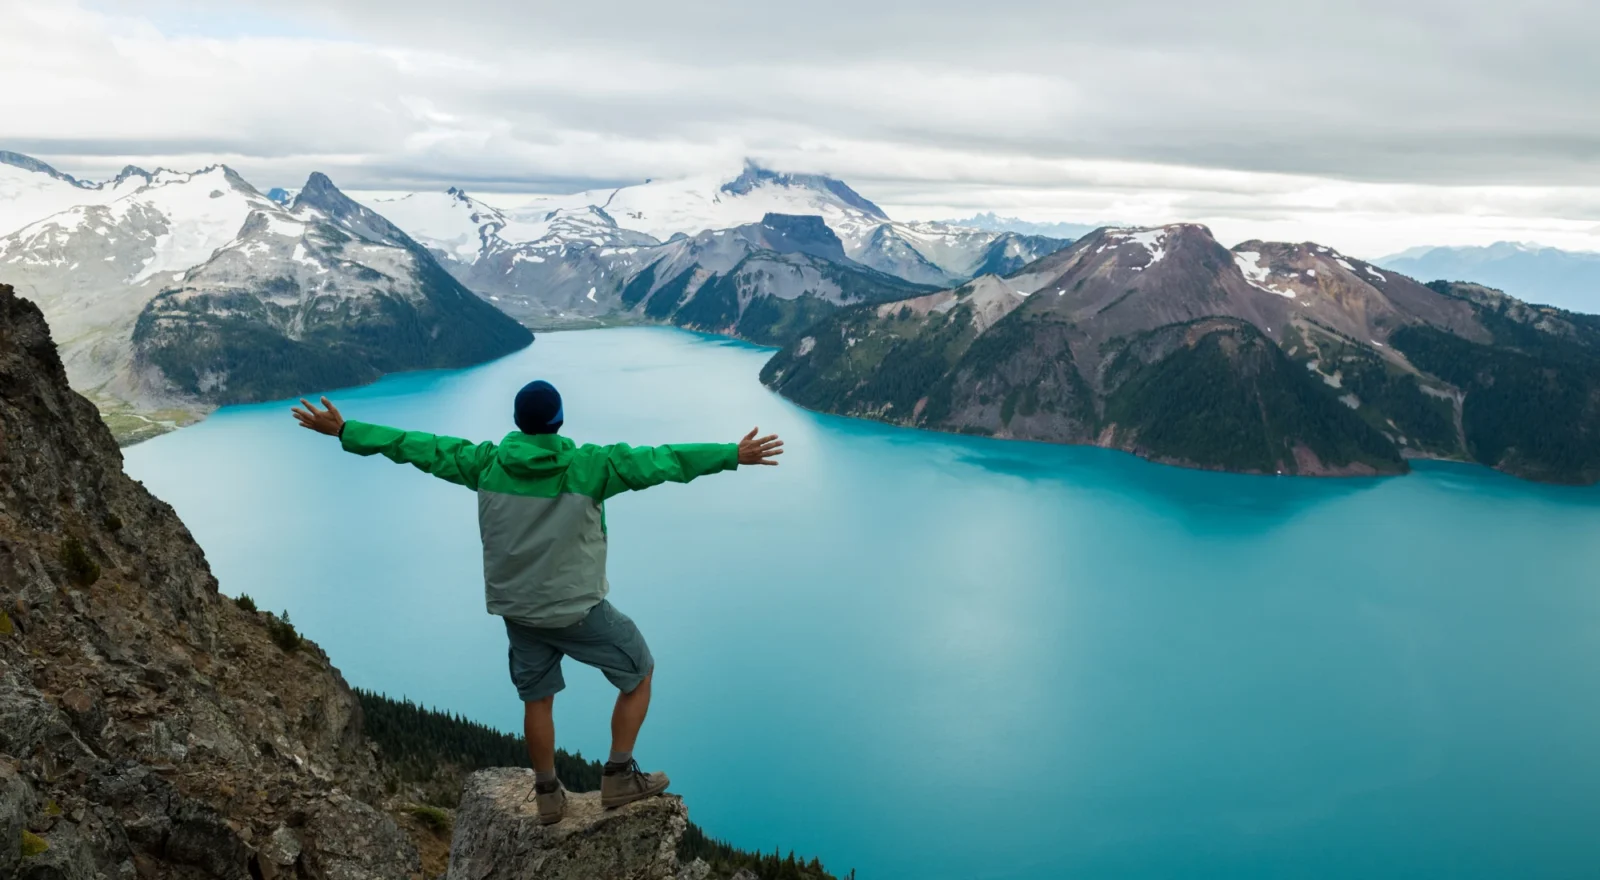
125;327;1600;879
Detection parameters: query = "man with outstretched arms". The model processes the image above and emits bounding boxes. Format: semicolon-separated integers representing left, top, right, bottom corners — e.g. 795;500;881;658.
292;380;783;824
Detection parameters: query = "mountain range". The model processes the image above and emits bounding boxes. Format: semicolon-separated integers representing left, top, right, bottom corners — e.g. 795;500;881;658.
1375;242;1600;314
370;163;1071;323
763;225;1600;484
4;150;1595;484
0;152;531;441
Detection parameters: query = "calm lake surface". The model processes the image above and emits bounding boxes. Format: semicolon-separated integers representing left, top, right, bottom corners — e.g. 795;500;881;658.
125;327;1600;879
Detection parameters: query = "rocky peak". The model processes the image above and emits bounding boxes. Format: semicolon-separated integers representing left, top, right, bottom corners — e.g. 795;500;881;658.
718;161;888;221
293;171;415;251
111;165;152;188
745;213;849;262
1011;222;1293;348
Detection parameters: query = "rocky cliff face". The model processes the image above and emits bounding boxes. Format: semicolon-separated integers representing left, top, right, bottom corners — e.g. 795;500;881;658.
0;282;418;878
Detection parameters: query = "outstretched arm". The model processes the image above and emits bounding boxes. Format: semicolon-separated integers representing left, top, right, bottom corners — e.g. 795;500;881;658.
292;397;496;490
595;426;783;499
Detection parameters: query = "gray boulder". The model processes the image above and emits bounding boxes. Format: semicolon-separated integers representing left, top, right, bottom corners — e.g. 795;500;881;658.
448;768;686;880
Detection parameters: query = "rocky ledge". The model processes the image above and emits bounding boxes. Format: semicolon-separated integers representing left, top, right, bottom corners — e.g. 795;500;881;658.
449;768;739;880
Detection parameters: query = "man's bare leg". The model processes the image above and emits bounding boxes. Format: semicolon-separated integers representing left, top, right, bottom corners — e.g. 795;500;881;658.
610;671;652;757
525;695;568;823
601;671;669;807
524;695;556;775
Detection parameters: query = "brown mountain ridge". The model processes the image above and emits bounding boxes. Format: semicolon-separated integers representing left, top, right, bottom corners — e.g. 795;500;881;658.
761;224;1600;483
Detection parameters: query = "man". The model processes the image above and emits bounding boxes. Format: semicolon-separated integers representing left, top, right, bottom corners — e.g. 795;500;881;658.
291;380;782;824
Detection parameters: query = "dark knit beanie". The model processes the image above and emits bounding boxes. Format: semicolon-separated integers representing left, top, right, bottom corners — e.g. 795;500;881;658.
514;380;564;434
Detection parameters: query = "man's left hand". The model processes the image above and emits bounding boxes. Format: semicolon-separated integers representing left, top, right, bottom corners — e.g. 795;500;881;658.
737;427;783;466
293;397;346;437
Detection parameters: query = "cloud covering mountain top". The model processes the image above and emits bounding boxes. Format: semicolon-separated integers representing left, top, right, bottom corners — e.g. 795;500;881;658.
4;0;1599;255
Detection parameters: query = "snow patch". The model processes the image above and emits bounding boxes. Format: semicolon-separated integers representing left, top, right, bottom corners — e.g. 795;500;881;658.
1105;228;1169;269
262;213;305;238
1234;251;1296;298
292;242;326;273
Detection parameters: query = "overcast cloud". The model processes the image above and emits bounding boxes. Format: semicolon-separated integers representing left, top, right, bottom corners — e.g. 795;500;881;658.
3;0;1599;255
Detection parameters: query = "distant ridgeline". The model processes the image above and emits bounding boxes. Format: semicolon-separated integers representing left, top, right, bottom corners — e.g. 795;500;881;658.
760;226;1600;485
356;690;843;880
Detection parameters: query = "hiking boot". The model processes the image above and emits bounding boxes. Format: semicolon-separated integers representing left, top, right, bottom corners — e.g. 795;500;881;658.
534;779;567;825
600;759;670;809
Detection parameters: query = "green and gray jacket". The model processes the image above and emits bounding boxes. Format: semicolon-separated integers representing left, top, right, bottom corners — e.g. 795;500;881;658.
340;422;739;627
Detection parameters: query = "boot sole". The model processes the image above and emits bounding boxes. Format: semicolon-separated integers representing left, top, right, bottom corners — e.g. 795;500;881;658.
538;812;564;826
601;777;670;809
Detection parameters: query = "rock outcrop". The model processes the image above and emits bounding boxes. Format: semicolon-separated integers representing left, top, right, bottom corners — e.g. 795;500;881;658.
0;280;419;878
447;768;689;880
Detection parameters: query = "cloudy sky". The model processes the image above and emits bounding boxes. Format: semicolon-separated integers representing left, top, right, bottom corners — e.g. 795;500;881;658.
5;0;1599;256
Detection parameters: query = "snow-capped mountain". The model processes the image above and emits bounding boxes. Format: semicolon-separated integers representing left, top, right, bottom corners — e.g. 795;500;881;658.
373;163;1072;306
1375;241;1600;314
1;164;282;418
0;154;528;440
370;187;512;265
0;151;153;237
438;206;934;340
524;163;893;244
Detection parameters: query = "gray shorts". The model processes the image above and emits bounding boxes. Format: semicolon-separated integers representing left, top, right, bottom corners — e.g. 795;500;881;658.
504;600;655;702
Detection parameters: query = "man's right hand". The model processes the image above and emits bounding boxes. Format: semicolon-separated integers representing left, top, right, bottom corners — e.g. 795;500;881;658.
293;397;346;437
738;428;783;466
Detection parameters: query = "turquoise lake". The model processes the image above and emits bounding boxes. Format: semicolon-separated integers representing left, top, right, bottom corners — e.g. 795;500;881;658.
124;327;1600;879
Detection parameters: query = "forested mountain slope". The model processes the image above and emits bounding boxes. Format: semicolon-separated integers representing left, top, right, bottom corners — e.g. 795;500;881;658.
763;225;1600;483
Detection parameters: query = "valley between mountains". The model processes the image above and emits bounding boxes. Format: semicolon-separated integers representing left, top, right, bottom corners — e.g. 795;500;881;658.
2;151;1596;484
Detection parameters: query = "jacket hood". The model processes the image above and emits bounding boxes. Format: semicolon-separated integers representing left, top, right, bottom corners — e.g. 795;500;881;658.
495;432;576;477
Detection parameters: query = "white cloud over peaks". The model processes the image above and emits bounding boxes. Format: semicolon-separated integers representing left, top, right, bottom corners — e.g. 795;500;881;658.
2;0;1599;256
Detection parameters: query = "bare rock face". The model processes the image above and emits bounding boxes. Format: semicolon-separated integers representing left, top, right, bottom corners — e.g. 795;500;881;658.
448;768;687;880
0;282;419;878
